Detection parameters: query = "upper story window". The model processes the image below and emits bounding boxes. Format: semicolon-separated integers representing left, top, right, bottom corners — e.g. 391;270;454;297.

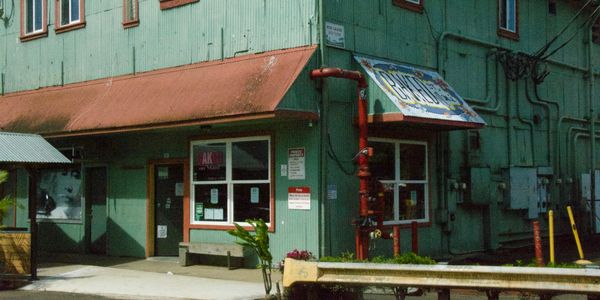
392;0;424;13
593;17;600;45
190;136;272;227
370;138;429;224
498;0;519;40
55;0;85;33
20;0;48;41
123;0;139;28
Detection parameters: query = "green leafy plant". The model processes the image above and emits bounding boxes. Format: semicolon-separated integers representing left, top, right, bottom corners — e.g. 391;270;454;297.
320;251;436;265
228;218;273;296
0;170;16;225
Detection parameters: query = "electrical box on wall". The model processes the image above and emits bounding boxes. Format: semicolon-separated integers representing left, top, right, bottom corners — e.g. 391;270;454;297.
466;167;491;205
503;167;537;212
581;171;600;234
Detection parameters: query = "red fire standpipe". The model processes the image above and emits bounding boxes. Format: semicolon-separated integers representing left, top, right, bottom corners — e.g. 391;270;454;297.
533;221;544;266
310;68;370;260
411;221;419;254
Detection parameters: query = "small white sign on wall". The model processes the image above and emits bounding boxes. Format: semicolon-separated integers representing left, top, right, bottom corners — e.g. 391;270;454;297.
325;22;345;49
288;187;311;210
288;148;305;180
157;225;167;238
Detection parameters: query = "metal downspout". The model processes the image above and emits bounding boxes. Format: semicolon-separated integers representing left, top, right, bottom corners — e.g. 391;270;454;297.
317;0;330;257
588;24;596;233
516;80;536;165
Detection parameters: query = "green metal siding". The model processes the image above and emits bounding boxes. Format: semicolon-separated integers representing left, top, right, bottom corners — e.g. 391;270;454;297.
0;0;318;94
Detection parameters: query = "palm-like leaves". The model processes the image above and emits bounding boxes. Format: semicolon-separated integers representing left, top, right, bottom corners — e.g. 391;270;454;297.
228;218;272;295
0;170;16;226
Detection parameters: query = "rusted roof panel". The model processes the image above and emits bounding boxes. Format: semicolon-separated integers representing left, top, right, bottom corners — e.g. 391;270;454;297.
0;132;71;164
0;46;317;136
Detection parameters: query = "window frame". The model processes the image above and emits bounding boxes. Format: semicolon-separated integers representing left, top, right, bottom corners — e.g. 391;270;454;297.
159;0;198;10
19;0;48;42
54;0;85;34
370;137;430;225
122;0;139;28
189;135;273;230
392;0;424;13
498;0;519;40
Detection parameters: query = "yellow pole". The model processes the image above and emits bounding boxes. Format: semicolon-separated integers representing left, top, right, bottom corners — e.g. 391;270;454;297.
567;206;585;260
548;210;555;264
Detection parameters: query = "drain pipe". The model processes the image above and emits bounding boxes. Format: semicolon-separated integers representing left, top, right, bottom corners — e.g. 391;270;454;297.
588;21;597;233
310;68;370;260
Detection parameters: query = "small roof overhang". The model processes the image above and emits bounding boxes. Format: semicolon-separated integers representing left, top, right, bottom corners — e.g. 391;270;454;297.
355;55;486;129
0;132;71;167
0;46;317;138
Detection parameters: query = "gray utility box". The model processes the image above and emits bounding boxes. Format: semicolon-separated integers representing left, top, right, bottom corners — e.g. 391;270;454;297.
503;167;538;218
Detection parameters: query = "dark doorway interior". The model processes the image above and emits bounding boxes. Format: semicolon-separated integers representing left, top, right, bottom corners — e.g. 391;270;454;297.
85;167;107;254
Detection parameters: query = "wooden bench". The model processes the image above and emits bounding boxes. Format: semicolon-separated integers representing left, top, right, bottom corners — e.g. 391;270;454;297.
179;242;246;270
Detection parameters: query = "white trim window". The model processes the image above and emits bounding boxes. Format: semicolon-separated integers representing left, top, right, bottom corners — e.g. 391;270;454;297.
499;0;517;33
406;0;421;4
25;0;44;33
369;138;429;224
60;0;81;26
190;136;271;225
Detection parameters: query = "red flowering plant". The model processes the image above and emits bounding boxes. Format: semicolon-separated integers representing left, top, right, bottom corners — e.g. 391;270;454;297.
278;249;314;273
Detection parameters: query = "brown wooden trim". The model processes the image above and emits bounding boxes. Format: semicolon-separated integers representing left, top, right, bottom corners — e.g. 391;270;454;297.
19;0;49;42
146;158;187;257
392;0;424;13
122;0;139;29
54;0;86;34
187;132;276;233
497;0;519;41
365;113;484;129
159;0;198;10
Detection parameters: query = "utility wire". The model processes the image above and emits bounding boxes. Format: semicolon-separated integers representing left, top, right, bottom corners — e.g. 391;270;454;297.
541;5;600;60
326;132;355;176
534;0;594;58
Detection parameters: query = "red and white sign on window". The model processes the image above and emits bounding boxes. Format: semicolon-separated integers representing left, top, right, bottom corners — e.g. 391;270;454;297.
288;187;311;210
196;151;224;170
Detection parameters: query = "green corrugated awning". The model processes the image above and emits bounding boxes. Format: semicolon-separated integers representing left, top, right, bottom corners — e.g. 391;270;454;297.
0;132;70;165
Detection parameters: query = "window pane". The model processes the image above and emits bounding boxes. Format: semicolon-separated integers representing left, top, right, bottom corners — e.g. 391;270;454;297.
232;140;268;180
125;0;135;21
71;0;79;22
193;184;227;222
382;183;395;221
507;0;516;31
399;144;426;180
370;141;395;180
61;0;69;25
233;183;269;222
499;0;507;29
26;0;33;33
34;0;42;31
398;184;425;220
37;167;82;220
193;143;226;181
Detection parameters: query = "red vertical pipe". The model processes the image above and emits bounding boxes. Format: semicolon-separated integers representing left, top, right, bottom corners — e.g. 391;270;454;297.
393;225;400;256
411;221;419;254
533;221;544;266
310;68;370;260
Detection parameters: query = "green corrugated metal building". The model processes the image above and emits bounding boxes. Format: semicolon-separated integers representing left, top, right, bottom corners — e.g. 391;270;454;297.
0;0;599;264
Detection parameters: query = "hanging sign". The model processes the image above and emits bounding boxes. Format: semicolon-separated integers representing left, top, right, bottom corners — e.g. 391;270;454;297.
325;22;345;49
288;187;311;210
288;148;305;180
157;225;167;238
354;55;486;125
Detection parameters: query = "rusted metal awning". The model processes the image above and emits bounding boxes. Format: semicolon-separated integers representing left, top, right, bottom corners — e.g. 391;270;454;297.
354;55;486;129
0;46;317;137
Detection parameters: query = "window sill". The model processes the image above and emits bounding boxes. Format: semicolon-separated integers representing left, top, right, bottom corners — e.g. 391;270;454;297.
123;19;139;29
55;21;86;34
20;31;48;42
189;223;275;232
497;29;519;41
159;0;199;10
392;0;423;13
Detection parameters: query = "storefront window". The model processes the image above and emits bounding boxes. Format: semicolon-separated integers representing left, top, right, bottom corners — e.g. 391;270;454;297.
191;136;271;225
36;166;82;220
370;138;428;224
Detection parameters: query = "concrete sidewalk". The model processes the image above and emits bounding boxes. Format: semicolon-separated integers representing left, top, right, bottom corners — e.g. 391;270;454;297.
16;255;278;300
